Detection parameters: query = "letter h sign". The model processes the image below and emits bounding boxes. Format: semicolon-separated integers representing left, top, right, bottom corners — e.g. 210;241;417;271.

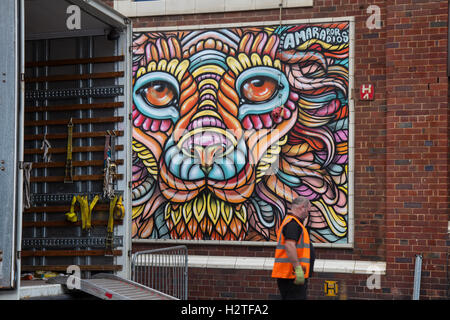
360;84;374;100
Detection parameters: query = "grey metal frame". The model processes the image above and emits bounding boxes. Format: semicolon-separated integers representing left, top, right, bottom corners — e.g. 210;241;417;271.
131;245;188;300
22;236;123;249
23;34;123;275
20;0;133;280
48;273;177;300
0;0;132;299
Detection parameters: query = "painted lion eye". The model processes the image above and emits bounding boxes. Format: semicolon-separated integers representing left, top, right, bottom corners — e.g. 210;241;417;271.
241;76;278;103
141;81;176;107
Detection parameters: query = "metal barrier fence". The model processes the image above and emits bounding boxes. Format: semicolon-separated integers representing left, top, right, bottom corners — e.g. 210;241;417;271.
131;245;188;300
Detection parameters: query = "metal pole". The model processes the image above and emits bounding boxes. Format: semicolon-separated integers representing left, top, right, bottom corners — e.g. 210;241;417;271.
185;247;188;299
31;40;40;268
42;38;50;267
174;249;177;298
151;253;154;289
158;254;161;292
413;254;423;300
75;37;83;270
165;253;168;296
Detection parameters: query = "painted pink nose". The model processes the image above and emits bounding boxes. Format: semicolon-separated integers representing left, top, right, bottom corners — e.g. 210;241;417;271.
192;144;225;174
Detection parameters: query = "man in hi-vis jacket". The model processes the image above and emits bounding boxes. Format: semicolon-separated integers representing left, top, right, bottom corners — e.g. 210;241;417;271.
272;196;315;300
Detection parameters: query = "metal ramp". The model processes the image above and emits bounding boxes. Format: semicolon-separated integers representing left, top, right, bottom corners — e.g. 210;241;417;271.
48;273;177;300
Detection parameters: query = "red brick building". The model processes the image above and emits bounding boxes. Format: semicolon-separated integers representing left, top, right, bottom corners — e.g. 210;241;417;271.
105;0;449;300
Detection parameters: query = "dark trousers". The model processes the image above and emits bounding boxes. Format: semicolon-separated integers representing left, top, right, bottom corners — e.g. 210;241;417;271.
277;278;308;300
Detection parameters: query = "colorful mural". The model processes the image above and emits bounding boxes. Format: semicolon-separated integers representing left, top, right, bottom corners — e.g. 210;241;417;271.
131;23;350;243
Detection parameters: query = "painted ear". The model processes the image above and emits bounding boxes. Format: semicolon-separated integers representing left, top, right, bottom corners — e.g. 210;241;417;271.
277;48;330;93
133;33;150;76
144;36;182;64
238;32;280;59
134;36;183;77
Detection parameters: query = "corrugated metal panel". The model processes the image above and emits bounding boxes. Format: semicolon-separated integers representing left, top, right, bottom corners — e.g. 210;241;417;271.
20;0;133;281
0;0;22;290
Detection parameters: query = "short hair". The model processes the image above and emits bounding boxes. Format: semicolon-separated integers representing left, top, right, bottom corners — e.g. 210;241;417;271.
292;196;311;207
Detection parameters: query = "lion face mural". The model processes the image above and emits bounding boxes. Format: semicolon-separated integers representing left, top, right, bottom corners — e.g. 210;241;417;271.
131;24;350;243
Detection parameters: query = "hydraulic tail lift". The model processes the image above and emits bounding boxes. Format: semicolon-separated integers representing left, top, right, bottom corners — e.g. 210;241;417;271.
0;0;172;300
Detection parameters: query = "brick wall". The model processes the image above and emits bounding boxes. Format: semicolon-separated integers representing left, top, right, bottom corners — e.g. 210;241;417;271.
102;0;449;299
384;0;449;300
189;268;391;300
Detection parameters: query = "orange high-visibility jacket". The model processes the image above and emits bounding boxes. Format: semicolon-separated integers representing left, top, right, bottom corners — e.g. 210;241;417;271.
271;215;311;279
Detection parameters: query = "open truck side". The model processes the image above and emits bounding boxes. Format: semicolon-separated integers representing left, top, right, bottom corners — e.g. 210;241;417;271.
0;0;133;299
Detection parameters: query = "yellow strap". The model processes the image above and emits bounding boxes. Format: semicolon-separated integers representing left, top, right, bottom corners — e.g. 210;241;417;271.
66;194;100;228
107;195;118;233
87;194;99;230
77;195;89;230
65;196;78;223
64;118;74;183
66;119;73;161
114;195;124;220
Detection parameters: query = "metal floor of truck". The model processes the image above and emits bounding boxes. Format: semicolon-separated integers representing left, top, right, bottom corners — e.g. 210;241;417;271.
20;273;177;300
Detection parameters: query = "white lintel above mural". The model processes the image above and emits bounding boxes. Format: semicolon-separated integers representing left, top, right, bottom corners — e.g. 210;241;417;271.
114;0;314;18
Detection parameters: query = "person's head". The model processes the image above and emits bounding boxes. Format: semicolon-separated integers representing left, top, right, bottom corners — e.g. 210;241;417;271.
291;196;311;222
